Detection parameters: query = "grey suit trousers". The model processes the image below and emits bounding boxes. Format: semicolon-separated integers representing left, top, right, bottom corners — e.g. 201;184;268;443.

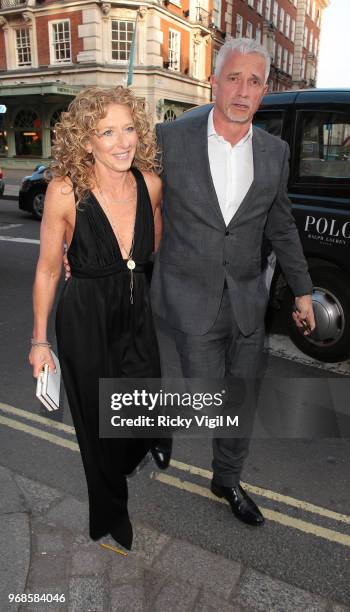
171;283;265;486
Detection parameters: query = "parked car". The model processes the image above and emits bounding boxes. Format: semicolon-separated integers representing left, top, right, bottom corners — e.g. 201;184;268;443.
18;164;48;220
0;166;4;196
179;89;350;362
253;89;350;363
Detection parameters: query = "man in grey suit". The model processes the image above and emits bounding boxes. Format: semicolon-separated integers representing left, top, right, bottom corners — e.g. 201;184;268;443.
151;37;315;526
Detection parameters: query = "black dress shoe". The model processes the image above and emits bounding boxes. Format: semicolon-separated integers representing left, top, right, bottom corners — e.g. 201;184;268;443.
211;480;264;526
151;438;172;470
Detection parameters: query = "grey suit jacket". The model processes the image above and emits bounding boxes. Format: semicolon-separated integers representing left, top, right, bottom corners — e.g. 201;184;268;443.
151;104;313;336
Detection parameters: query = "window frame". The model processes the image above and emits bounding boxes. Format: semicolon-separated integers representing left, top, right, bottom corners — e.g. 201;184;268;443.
49;19;72;65
168;28;181;72
246;21;253;39
111;19;135;63
236;14;243;38
15;27;32;68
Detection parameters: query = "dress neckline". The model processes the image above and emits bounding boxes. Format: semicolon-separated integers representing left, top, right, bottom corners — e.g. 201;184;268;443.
89;167;140;261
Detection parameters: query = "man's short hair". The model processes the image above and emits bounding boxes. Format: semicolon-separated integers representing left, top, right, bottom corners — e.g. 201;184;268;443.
214;37;271;83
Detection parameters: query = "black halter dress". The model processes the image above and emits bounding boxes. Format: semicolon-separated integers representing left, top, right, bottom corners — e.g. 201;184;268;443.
55;167;160;549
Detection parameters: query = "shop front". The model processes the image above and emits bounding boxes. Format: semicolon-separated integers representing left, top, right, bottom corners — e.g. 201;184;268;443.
0;82;83;169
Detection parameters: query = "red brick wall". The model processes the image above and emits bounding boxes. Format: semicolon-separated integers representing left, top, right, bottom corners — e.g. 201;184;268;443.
36;10;83;65
0;30;6;70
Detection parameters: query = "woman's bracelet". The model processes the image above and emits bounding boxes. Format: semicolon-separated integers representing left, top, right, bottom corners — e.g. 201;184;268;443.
31;339;51;348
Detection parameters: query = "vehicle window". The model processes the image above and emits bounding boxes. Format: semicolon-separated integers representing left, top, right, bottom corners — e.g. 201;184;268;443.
253;111;284;137
297;111;350;182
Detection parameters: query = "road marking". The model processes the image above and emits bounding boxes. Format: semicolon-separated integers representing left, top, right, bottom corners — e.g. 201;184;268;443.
0;223;23;230
170;459;350;525
0;415;78;452
0;402;75;435
153;473;350;548
1;403;350;529
0;235;39;244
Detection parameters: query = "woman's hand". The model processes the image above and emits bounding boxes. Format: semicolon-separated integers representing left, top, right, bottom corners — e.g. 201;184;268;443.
29;346;56;379
63;252;71;280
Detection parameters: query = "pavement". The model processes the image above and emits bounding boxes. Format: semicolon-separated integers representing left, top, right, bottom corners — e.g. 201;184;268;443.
1;464;349;612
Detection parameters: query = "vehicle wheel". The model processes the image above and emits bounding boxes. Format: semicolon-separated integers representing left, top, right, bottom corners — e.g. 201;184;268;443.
285;267;350;363
31;190;46;220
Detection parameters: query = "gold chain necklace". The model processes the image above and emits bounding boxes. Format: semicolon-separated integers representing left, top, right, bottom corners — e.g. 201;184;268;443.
97;182;137;304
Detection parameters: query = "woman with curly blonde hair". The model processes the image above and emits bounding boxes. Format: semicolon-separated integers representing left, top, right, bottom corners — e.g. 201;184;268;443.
29;86;169;549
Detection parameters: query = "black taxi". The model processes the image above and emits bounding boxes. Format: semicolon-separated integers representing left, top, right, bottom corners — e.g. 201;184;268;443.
254;89;350;362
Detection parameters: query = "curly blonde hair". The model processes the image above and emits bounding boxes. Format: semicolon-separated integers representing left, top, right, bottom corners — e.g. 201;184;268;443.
49;86;160;204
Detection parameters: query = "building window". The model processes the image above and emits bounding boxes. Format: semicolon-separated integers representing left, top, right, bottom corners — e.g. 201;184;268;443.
236;14;243;37
309;30;314;53
283;48;288;72
288;52;293;75
111;20;134;62
306;0;311;15
279;7;284;32
291;19;296;42
257;0;262;13
303;26;308;48
285;13;290;38
272;1;278;27
16;28;32;67
247;0;254;7
314;37;318;56
265;0;271;20
312;1;316;21
164;109;177;122
246;21;253;39
14;109;42;157
49;20;71;64
212;0;221;29
256;22;262;43
301;56;306;79
168;29;180;71
276;44;282;69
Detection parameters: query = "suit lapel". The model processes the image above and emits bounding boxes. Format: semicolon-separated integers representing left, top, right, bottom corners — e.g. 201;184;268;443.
183;110;226;227
227;127;267;229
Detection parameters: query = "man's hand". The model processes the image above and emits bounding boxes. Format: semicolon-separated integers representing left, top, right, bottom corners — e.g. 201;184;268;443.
63;252;71;280
292;294;316;336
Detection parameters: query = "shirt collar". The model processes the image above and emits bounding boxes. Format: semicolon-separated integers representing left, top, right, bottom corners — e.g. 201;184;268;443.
207;107;253;146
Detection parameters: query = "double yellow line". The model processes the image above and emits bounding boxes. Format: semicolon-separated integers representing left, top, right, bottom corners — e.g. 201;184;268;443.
1;401;350;547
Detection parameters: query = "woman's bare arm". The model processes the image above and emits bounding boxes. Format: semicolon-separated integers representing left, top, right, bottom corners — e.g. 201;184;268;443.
29;178;74;377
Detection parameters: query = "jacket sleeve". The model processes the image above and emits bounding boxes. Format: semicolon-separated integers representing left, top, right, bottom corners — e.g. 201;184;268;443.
264;141;313;297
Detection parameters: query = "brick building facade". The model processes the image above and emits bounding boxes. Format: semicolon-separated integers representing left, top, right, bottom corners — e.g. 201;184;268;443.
213;0;328;91
0;0;329;167
0;0;214;167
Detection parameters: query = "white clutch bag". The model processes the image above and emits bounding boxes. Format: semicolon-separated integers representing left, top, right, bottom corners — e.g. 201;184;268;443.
36;351;61;411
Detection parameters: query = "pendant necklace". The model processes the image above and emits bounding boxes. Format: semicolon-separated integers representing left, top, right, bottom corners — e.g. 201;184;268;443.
97;179;137;304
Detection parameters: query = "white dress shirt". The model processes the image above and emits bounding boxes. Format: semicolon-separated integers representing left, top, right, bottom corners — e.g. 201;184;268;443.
207;108;254;226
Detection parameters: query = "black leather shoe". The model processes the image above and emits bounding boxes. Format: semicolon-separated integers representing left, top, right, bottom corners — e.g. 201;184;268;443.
151;438;172;470
211;480;264;526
